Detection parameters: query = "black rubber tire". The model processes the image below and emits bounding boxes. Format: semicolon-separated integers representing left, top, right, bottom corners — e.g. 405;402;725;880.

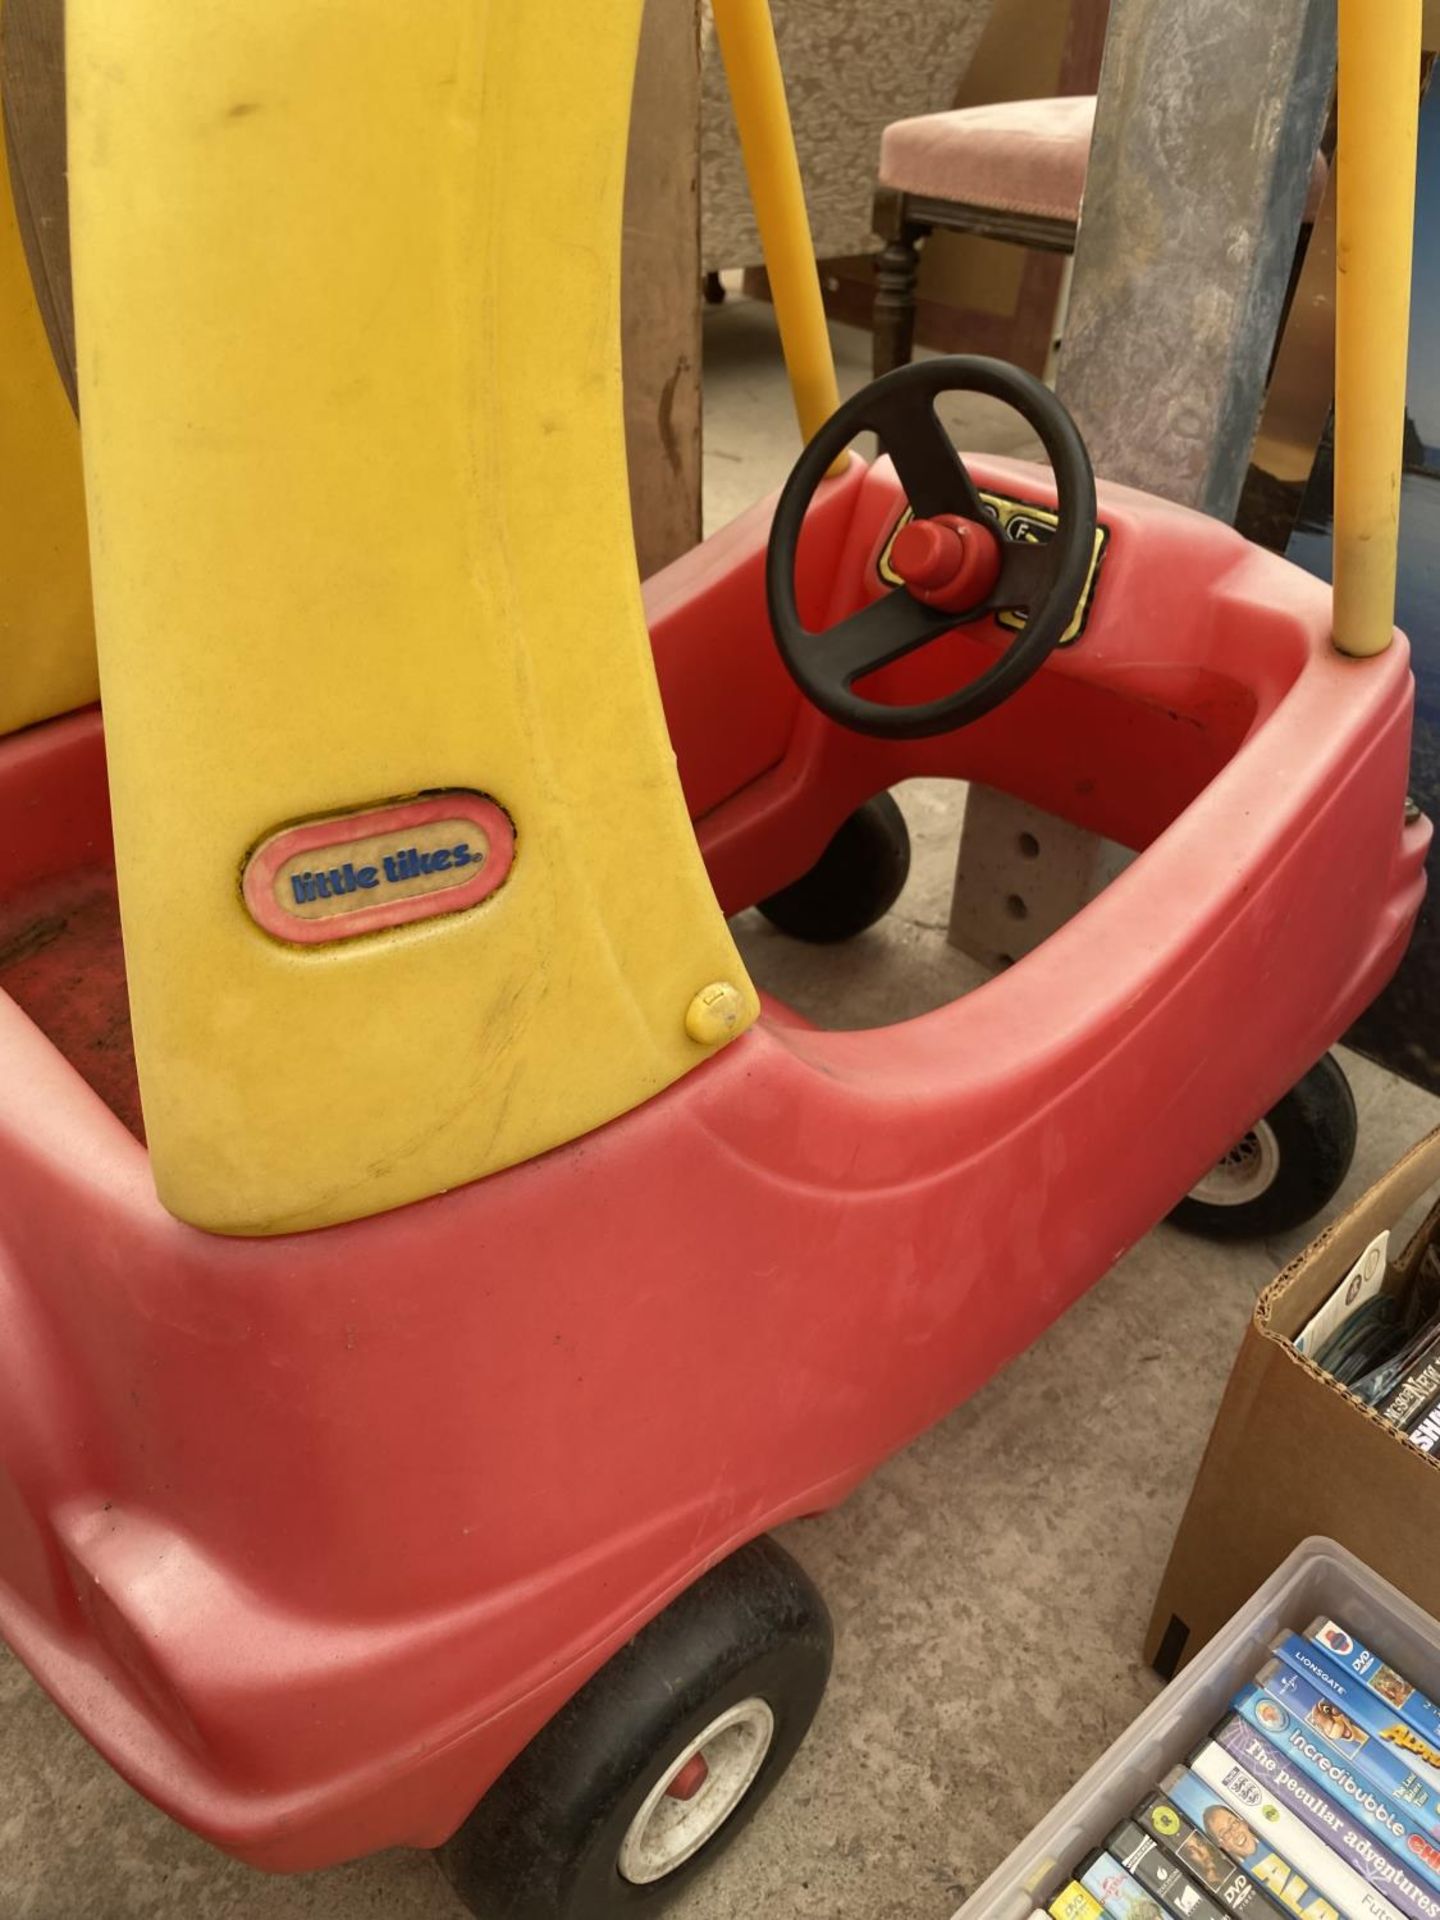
1168;1054;1359;1241
438;1537;833;1920
757;792;911;944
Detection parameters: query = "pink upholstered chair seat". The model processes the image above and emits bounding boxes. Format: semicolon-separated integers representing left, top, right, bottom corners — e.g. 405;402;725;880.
880;96;1096;221
879;94;1328;225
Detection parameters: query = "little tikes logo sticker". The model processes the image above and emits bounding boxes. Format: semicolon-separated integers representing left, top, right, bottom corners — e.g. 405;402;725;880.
242;792;515;945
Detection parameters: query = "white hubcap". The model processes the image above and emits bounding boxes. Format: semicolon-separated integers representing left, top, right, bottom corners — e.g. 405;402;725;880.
617;1698;776;1886
1189;1118;1282;1208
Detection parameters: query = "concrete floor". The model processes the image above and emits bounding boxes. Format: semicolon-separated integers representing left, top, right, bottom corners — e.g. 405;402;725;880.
4;297;1438;1920
701;289;1044;535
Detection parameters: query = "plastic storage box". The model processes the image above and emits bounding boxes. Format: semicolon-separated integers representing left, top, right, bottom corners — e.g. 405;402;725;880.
952;1537;1440;1920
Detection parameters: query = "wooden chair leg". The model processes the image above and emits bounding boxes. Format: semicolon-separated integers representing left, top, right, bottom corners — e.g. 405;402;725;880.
871;188;924;379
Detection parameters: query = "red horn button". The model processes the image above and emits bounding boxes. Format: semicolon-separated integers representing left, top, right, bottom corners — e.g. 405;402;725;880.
890;513;1002;613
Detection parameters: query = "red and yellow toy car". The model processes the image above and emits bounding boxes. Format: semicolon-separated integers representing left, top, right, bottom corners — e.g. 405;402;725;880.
0;1;1426;1915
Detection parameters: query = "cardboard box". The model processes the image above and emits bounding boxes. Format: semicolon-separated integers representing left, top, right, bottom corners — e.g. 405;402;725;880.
1146;1124;1440;1678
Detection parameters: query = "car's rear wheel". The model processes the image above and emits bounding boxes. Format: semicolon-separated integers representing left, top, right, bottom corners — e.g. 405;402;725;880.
1168;1054;1358;1240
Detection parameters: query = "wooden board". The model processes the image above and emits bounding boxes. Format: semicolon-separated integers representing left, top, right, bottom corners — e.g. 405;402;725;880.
622;0;702;577
0;0;73;405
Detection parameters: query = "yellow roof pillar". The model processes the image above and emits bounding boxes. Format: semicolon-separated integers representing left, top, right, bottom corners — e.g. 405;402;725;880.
68;0;757;1234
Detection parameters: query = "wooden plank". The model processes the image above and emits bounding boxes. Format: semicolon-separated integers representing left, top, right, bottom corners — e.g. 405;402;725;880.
1;0;74;405
622;0;702;578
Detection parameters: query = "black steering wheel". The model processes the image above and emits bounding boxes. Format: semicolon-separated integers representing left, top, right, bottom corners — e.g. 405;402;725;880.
766;357;1098;740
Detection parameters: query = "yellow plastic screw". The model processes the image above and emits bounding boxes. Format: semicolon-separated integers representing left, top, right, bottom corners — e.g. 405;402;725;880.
685;982;749;1047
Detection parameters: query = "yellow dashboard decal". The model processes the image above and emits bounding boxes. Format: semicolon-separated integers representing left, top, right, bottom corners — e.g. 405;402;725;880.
878;493;1110;647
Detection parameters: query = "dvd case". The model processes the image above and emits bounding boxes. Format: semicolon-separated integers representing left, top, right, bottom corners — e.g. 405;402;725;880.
1082;1849;1173;1920
1213;1709;1440;1920
1108;1817;1232;1920
1378;1345;1440;1430
1052;1881;1110;1920
1193;1729;1406;1920
1134;1779;1296;1918
1259;1654;1440;1822
1231;1685;1440;1900
1271;1637;1440;1804
1156;1766;1339;1920
1308;1626;1440;1752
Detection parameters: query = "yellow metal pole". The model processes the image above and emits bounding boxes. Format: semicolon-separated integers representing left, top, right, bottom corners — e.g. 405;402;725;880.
710;0;846;461
1333;0;1423;657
